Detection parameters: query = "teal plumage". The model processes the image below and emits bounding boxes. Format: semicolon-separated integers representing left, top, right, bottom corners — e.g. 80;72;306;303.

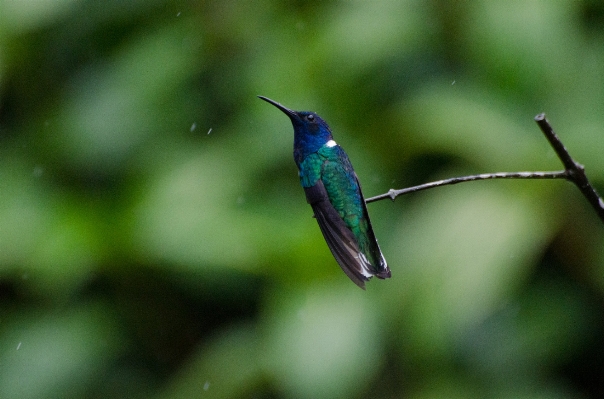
258;96;390;289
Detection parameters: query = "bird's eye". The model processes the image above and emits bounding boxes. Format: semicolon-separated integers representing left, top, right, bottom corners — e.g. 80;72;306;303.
307;114;315;122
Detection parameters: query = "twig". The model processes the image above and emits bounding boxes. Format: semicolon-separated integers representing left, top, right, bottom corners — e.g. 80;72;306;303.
365;171;567;203
366;114;604;224
534;114;604;223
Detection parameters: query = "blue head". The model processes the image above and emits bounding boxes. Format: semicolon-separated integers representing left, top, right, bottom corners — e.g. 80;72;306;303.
258;96;333;166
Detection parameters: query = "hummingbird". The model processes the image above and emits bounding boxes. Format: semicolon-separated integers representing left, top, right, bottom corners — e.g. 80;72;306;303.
258;96;391;289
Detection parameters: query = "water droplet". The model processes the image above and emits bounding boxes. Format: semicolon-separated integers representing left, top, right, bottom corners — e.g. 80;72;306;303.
190;122;197;132
16;342;21;350
203;381;210;391
207;128;212;135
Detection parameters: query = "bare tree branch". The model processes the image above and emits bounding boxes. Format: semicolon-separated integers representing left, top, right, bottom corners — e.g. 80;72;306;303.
534;114;604;223
366;114;604;224
365;171;567;203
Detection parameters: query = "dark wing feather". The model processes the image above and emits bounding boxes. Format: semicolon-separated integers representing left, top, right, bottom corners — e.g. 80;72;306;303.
354;175;391;279
304;182;373;289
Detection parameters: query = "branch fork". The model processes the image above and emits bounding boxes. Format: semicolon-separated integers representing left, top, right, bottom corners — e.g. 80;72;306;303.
366;114;604;224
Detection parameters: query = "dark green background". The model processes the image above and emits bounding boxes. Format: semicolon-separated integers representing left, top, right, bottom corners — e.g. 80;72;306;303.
1;1;604;398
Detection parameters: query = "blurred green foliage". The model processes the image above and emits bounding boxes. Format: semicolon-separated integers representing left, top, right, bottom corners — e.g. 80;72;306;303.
1;1;604;398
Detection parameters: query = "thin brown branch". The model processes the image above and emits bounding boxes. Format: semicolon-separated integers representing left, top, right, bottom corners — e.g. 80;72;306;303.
534;114;604;223
366;114;604;224
365;171;567;203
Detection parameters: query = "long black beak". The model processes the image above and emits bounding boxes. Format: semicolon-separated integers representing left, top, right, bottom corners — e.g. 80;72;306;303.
258;96;297;119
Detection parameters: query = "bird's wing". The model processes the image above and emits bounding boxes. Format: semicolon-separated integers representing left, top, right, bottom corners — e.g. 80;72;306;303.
304;181;373;289
354;175;391;279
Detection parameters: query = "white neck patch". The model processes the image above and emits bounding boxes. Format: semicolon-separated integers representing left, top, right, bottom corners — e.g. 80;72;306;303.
325;140;337;148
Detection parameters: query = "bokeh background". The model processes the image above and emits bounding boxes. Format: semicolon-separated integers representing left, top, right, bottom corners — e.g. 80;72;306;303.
1;1;604;398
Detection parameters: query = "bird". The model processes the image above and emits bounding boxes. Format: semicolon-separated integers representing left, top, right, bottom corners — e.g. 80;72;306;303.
258;96;391;289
